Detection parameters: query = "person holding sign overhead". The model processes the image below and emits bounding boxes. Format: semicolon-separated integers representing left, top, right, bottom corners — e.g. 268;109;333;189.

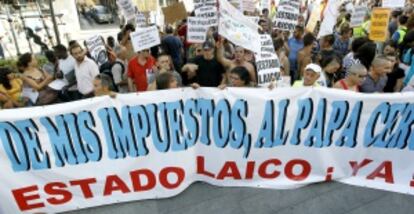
216;38;257;85
182;41;226;88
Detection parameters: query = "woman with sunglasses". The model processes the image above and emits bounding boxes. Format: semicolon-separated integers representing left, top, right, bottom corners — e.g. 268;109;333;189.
333;63;367;92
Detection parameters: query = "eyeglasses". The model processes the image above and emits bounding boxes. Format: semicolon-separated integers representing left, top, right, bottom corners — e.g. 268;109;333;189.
196;49;202;53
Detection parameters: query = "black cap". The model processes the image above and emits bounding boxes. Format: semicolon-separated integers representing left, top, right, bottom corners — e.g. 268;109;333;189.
202;41;214;50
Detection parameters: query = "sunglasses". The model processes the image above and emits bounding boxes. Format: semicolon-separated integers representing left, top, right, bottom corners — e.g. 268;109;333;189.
196;49;202;53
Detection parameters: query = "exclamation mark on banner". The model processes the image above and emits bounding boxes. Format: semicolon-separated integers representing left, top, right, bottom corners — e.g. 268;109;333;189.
325;167;334;182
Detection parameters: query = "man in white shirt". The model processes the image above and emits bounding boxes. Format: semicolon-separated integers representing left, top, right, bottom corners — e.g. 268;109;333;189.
53;44;78;101
69;43;99;98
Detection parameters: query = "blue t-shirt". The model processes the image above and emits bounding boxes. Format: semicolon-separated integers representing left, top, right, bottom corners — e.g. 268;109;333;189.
161;35;183;66
333;35;350;57
288;38;304;73
403;49;414;86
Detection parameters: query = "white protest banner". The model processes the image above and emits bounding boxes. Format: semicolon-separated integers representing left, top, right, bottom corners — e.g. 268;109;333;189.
350;5;368;27
229;0;243;11
247;16;260;24
255;34;281;86
318;0;341;38
130;26;160;52
187;17;216;43
218;0;261;53
117;0;137;21
85;35;108;66
194;0;217;10
273;5;300;31
1;88;414;213
382;0;405;8
195;6;218;26
135;13;147;27
242;0;257;13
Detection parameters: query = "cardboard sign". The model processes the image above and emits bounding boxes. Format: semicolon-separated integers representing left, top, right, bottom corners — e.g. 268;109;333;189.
117;0;137;21
255;34;281;86
187;17;217;43
369;7;391;42
85;35;108;66
350;5;368;27
194;0;217;10
162;2;188;24
130;26;160;52
382;0;405;8
218;0;261;53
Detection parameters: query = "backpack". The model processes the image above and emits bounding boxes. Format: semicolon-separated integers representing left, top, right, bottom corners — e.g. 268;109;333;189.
99;61;125;92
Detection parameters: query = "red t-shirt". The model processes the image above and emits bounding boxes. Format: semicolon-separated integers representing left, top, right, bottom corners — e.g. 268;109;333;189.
127;56;156;92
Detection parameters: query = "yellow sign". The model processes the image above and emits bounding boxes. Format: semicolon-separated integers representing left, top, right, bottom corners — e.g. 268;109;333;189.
369;8;391;42
134;0;158;12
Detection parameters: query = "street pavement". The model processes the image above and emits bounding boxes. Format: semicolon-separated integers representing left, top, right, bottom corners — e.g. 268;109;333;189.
65;181;414;214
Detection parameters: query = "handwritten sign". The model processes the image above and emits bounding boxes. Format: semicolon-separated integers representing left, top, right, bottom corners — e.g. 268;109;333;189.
369;7;391;42
130;26;160;52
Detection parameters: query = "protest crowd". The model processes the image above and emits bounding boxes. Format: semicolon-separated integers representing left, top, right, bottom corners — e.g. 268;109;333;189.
0;0;414;109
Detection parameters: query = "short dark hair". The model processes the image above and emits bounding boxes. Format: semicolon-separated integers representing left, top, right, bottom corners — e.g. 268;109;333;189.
230;66;251;86
95;74;113;89
384;40;398;50
320;55;340;69
17;53;33;69
156;72;175;90
45;50;57;63
392;10;403;18
340;25;352;35
273;38;284;51
68;40;78;47
303;33;316;47
69;43;82;54
351;37;368;52
399;15;409;25
323;34;335;46
165;26;174;34
123;23;135;32
295;25;304;32
53;44;67;52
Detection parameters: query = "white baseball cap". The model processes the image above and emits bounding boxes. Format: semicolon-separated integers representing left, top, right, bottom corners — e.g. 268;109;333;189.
305;63;322;74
